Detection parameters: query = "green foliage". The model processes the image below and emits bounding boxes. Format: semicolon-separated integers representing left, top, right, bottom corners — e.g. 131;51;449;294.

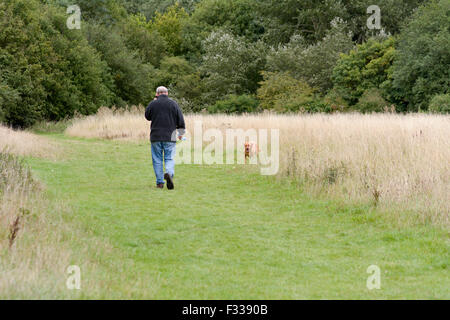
332;37;395;105
208;94;259;114
343;0;428;43
201;30;267;103
123;0;200;19
428;94;450;114
391;0;450;111
267;19;354;92
154;56;203;111
120;14;167;67
51;0;127;25
0;0;114;127
84;23;155;107
0;0;446;123
323;89;349;113
258;0;346;45
258;0;428;45
191;0;263;41
149;3;189;56
257;72;327;113
355;88;389;113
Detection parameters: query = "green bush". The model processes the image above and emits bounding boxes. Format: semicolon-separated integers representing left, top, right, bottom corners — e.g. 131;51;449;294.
428;94;450;114
208;94;259;114
355;88;389;113
332;37;395;105
257;71;330;113
323;89;350;113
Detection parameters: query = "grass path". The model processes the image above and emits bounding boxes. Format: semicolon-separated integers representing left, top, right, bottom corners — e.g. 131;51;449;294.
26;135;449;299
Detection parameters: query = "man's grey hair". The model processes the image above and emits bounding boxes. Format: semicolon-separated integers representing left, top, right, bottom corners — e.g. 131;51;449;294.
156;86;168;94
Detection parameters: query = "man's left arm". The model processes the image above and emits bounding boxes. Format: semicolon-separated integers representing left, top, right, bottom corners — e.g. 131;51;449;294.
145;102;153;121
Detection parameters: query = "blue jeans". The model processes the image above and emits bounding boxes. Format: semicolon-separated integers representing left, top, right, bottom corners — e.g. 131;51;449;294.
151;142;176;185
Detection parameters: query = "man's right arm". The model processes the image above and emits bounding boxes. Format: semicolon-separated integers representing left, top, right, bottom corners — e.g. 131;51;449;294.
175;104;186;138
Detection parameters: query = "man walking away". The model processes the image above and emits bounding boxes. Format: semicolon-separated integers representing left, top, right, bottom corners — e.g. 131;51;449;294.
145;86;185;190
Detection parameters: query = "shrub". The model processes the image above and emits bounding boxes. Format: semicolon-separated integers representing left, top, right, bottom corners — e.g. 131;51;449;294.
257;72;321;112
332;37;395;105
208;95;259;114
355;88;389;113
428;94;450;114
323;89;349;113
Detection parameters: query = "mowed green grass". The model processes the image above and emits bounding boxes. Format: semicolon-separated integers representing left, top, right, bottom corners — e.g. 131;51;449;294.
27;134;449;299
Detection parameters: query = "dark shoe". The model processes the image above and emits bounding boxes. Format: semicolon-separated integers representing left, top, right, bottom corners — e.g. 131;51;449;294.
164;173;174;190
156;184;164;189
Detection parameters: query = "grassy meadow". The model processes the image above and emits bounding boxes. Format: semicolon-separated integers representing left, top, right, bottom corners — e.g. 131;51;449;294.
0;111;449;299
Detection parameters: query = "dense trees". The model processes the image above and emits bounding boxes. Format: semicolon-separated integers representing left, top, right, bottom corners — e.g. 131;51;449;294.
391;0;450;111
0;0;448;127
0;0;114;127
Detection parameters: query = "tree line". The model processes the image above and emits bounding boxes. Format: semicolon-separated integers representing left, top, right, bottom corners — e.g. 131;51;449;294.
0;0;449;127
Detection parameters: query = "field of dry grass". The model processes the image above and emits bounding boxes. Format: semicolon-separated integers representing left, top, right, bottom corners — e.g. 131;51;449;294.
0;151;69;297
66;107;450;227
0;126;69;297
0;125;56;158
0;128;117;298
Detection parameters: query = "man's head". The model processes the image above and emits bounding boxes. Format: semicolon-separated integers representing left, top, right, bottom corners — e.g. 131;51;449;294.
156;86;168;97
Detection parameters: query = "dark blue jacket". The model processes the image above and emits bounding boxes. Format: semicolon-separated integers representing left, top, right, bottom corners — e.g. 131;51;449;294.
145;95;186;142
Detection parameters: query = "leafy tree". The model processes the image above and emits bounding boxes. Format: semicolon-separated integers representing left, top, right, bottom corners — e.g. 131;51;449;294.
191;0;264;41
257;72;325;112
49;0;127;25
153;56;203;111
391;0;450;111
257;0;346;45
123;0;200;19
149;3;189;56
342;0;428;43
84;23;155;107
120;14;168;67
201;30;267;103
257;0;427;45
332;36;395;105
267;18;354;92
0;0;114;127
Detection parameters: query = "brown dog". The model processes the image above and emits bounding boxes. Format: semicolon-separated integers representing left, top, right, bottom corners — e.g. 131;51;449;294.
245;141;259;159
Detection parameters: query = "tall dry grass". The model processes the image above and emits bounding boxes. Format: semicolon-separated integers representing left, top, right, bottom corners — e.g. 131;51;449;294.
0;152;70;297
0;125;56;158
1;126;160;298
66;107;450;226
